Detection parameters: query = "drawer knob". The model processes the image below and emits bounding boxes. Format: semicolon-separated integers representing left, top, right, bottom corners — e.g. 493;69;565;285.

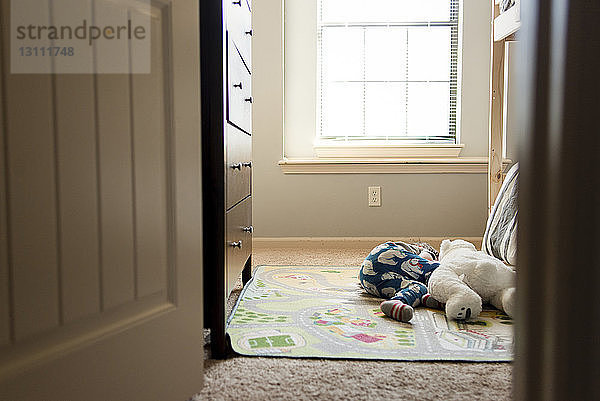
230;163;243;170
229;240;243;248
232;0;241;6
242;161;252;168
245;29;253;36
242;226;253;233
233;82;243;89
244;97;253;104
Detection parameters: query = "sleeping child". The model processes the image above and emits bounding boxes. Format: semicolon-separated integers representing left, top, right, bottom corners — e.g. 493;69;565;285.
359;241;444;322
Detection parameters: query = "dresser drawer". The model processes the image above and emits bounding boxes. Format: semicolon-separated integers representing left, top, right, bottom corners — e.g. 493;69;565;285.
226;0;252;69
226;196;252;297
227;38;252;134
226;124;251;209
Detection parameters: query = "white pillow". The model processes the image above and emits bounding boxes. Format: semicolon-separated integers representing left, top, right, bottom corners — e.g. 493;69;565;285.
482;162;519;266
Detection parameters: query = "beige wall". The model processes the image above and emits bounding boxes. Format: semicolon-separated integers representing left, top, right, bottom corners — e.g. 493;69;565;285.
505;41;522;161
252;0;515;238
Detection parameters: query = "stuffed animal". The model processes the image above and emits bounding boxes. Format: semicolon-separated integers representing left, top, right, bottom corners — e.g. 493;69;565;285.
427;239;516;320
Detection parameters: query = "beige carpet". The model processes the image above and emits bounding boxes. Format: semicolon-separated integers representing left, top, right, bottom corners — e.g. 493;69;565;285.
197;244;513;400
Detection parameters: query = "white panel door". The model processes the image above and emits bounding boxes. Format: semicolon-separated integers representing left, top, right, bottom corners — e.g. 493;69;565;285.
0;0;204;400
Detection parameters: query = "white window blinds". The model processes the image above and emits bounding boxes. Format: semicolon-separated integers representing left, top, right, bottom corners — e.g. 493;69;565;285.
317;0;459;143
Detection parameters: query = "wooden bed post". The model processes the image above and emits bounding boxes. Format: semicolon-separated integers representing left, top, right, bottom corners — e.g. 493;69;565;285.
488;0;505;214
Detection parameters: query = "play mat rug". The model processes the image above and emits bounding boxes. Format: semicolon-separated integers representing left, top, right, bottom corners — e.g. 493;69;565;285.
226;265;513;362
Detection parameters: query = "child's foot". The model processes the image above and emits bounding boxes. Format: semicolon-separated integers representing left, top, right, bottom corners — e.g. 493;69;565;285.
421;293;444;309
380;300;414;322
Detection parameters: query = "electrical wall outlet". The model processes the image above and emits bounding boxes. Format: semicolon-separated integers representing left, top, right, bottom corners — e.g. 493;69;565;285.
368;186;381;207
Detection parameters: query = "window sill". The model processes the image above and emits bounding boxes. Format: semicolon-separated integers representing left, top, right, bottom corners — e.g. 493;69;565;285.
278;157;512;174
313;143;465;159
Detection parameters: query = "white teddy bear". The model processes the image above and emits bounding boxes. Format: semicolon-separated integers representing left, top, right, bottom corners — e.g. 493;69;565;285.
427;239;516;320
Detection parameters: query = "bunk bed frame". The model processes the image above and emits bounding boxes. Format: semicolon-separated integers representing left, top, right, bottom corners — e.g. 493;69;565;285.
488;0;521;213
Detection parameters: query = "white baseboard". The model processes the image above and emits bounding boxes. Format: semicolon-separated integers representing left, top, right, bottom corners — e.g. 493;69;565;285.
253;237;483;250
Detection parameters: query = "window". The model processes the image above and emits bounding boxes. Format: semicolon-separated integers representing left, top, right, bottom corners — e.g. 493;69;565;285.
317;0;459;144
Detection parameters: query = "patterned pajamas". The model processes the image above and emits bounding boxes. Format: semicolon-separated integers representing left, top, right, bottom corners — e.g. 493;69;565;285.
359;242;442;322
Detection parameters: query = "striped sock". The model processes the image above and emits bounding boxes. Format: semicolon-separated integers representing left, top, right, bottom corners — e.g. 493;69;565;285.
421;293;444;309
380;300;414;323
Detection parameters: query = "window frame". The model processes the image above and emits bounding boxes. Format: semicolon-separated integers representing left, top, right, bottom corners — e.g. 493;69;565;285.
314;0;463;159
